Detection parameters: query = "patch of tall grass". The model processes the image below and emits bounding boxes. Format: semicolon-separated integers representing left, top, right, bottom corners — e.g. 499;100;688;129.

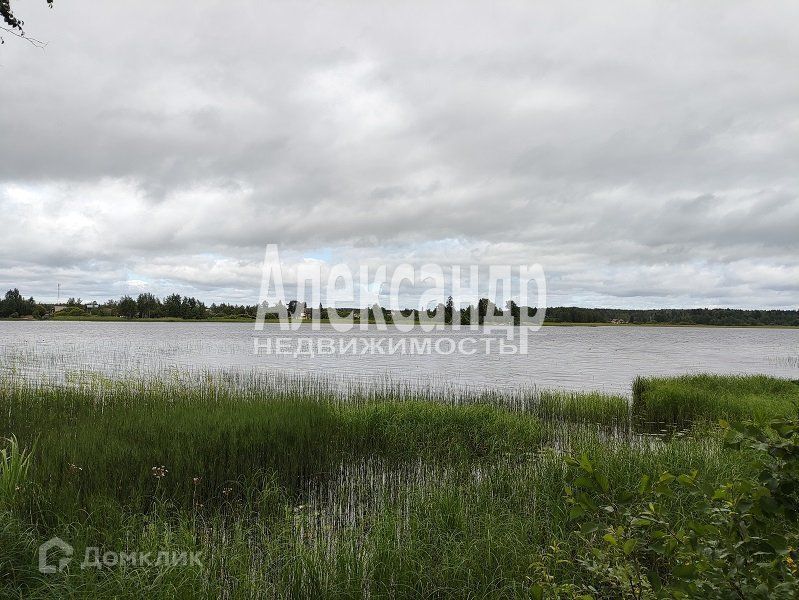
0;377;615;513
0;435;34;509
632;373;799;426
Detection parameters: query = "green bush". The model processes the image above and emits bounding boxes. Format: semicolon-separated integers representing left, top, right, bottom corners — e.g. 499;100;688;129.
551;418;799;599
54;307;88;317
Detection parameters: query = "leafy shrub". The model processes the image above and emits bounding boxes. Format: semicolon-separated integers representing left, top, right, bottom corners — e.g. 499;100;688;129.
545;419;799;599
55;307;88;317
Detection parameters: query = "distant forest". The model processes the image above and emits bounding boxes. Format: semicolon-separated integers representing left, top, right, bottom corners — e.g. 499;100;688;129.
1;288;798;326
544;306;799;327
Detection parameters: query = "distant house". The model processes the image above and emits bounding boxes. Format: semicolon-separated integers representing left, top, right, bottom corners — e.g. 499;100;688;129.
610;318;628;324
84;301;100;310
300;307;312;320
53;305;69;313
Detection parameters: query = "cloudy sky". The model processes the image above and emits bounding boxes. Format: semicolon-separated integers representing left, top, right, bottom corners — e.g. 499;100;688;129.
1;1;797;309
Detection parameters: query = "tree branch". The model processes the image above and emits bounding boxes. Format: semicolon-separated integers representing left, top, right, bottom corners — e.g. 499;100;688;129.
0;25;46;48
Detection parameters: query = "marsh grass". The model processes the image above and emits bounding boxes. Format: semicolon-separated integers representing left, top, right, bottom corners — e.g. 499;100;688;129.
0;371;788;598
0;435;34;509
633;373;799;427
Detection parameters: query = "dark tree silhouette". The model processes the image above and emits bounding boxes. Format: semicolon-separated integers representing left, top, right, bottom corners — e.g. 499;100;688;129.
118;296;137;319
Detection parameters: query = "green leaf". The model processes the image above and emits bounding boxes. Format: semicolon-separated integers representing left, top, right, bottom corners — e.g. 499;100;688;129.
664;539;679;556
594;471;610;493
576;492;597;512
759;496;779;514
712;487;728;500
530;584;543;600
658;473;675;484
569;505;586;520
622;539;637;556
602;533;617;546
673;563;695;579
647;568;662;592
580;521;600;535
579;453;593;474
768;534;788;555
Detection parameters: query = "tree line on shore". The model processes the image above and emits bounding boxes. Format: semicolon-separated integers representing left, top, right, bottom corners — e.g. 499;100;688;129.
0;290;235;320
1;288;798;326
545;306;799;326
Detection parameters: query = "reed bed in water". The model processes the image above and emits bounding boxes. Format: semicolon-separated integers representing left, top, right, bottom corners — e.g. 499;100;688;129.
633;373;799;426
0;371;774;598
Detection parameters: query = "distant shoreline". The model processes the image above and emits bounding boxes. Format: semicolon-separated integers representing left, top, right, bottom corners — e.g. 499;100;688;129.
2;316;798;329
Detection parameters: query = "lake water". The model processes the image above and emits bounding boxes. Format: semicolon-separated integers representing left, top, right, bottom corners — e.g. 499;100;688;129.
0;321;797;395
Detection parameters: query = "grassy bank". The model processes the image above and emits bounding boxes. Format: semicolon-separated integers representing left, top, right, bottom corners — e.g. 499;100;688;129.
0;373;797;598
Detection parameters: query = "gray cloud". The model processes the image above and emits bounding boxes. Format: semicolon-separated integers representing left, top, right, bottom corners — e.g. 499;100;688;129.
0;1;797;308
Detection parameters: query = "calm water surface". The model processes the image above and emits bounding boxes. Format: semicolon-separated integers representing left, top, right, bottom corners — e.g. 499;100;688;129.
0;321;797;395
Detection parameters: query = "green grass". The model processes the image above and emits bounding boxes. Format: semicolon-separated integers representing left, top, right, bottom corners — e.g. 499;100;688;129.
0;435;34;512
0;372;794;597
1;378;619;513
633;373;799;426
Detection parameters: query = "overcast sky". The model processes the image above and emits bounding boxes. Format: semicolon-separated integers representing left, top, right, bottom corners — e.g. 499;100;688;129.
1;1;797;309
